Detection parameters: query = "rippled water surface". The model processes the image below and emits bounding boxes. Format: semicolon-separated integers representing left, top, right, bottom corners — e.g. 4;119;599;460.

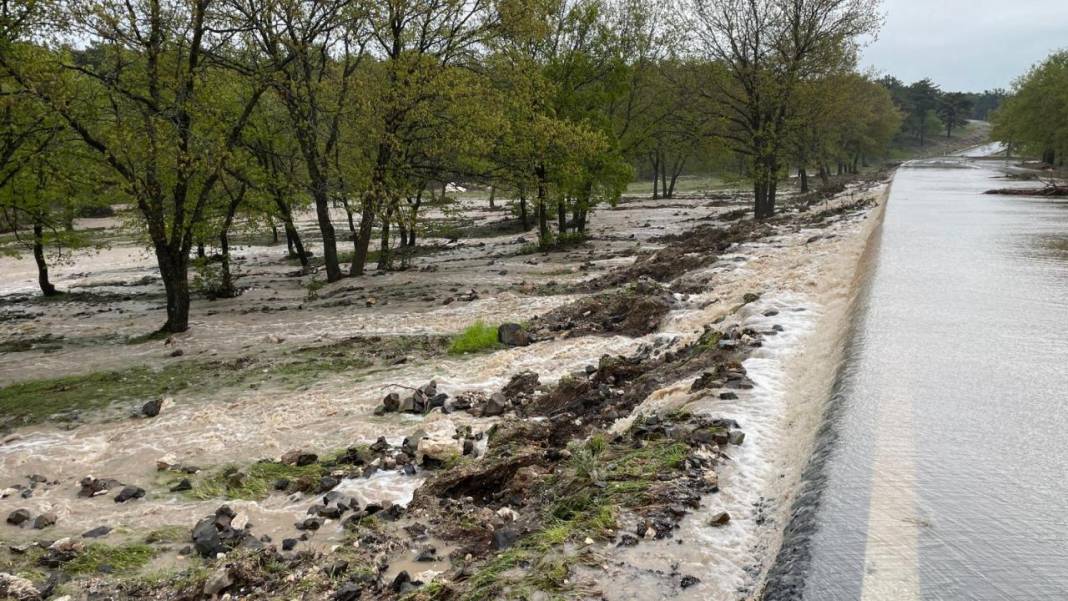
767;158;1068;600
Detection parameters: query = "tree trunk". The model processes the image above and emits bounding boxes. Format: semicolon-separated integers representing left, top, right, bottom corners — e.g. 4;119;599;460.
519;191;529;230
312;189;342;282
377;203;393;271
33;221;58;297
557;198;567;234
488;185;496;209
157;247;191;333
668;156;685;198
350;199;376;276
799;167;809;193
659;153;669;199
650;152;660;199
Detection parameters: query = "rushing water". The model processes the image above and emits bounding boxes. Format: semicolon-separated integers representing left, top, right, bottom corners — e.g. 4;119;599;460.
765;157;1068;599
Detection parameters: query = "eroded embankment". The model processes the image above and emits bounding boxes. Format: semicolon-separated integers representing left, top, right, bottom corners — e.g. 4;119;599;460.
0;179;890;601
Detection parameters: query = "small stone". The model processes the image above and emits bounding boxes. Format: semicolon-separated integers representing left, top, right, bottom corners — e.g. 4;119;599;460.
708;512;731;527
335;581;361;601
32;512;56;529
493;526;518;550
728;430;746;445
169;479;192;492
282;538;298;551
114;486;145;503
82;526;112;539
681;575;701;589
141;398;164;417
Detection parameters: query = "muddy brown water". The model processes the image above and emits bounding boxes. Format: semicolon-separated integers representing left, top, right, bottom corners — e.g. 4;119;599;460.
764;156;1068;600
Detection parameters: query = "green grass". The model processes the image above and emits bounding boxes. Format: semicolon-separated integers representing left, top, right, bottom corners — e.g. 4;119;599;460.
64;543;157;575
0;363;205;425
190;460;329;501
144;525;189;544
447;321;501;355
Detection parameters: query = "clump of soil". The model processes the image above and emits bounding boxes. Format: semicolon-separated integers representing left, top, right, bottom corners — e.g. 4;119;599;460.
588;220;771;291
528;277;677;338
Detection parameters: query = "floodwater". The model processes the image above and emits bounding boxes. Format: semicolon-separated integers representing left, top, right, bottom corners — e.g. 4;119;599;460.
764;156;1068;599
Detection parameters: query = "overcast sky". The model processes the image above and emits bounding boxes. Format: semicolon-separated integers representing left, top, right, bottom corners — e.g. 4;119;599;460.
859;0;1068;92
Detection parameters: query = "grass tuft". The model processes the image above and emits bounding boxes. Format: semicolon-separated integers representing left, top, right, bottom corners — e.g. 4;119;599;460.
191;460;328;501
64;543;156;575
447;321;501;355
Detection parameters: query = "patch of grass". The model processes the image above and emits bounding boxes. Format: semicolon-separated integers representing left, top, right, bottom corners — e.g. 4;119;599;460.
0;363;206;425
144;525;189;544
191;460;328;501
447;321;501;355
64;543;157;575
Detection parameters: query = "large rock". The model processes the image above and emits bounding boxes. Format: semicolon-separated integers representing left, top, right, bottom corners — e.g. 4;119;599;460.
0;572;40;600
203;567;233;596
497;323;531;347
6;509;31;527
482;392;509;417
381;392;401;412
416;436;462;466
32;512;56;530
192;517;226;557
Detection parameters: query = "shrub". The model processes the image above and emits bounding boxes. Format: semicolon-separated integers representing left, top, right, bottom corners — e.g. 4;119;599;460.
448;321;501;355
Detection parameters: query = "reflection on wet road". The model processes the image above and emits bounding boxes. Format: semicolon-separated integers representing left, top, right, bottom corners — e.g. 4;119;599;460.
766;157;1068;600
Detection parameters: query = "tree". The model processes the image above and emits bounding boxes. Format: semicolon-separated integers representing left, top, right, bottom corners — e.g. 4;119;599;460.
938;92;972;138
993;51;1068;166
1;1;268;333
227;0;368;282
690;0;882;218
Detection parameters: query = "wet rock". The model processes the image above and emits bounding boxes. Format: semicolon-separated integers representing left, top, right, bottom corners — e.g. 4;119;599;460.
141;398;164;417
719;391;738;400
192;518;225;557
32;512;56;529
502;371;540;398
728;430;746;445
203;567;232;596
708;511;731;527
335;581;361;601
282;538;298;551
681;575;701;589
296;517;323;531
169;478;192;492
415;546;437;562
382;393;401;412
370;437;390;453
78;476;119;498
114;486;145;503
416;435;462;466
6;509;31;527
482;392;509;416
81;526;112;539
742;292;761;304
497;323;531;347
493;526;518;550
317;476;340;493
0;572;40;600
390;570;420;594
280;449;318;466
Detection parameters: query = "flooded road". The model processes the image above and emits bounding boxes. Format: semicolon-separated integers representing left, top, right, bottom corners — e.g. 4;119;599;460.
765;157;1068;599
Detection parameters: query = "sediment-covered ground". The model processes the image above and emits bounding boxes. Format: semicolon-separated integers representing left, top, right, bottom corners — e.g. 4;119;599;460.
0;178;888;600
